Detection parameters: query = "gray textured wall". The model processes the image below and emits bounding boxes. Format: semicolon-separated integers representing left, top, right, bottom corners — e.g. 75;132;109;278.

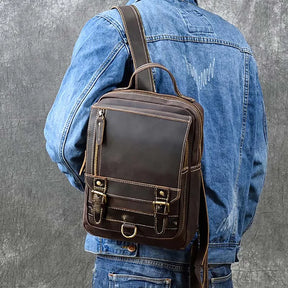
0;0;287;287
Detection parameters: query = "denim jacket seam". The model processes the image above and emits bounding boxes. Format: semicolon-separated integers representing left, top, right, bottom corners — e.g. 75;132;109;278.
228;53;250;235
237;53;250;187
146;35;252;54
98;14;129;53
59;41;127;186
175;7;214;34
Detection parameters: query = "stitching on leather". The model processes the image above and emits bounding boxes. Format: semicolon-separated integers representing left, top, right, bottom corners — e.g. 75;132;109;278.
132;7;145;67
117;8;138;88
87;175;180;203
170;190;181;203
92;116;98;173
95;106;190;123
131;6;155;91
94;104;190;122
104;216;178;230
104;176;180;191
98;137;103;175
101;89;194;107
177;118;192;188
110;194;152;204
110;192;178;206
107;206;178;219
181;166;201;174
107;206;153;216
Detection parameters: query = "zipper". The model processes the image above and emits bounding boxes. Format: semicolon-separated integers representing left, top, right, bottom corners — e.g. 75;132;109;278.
100;90;203;125
94;109;105;175
100;90;204;163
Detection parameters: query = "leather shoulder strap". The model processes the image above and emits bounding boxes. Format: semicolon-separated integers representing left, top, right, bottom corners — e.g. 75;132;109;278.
190;172;209;288
114;5;155;92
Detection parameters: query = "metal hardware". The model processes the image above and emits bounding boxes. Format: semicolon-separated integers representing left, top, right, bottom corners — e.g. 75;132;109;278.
91;190;107;203
122;214;128;221
153;201;170;213
127;245;136;252
121;224;137;239
96;180;103;186
159;190;165;197
98;109;104;117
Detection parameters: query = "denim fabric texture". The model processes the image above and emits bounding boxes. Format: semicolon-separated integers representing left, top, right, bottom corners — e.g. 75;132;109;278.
91;255;233;287
44;0;268;267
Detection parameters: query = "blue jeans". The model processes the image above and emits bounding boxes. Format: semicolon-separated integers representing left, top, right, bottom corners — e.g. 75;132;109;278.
92;255;233;288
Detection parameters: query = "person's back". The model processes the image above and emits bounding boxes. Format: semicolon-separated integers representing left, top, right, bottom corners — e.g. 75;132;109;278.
44;0;268;286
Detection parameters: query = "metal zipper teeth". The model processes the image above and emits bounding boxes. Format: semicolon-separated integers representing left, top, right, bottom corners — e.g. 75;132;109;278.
94;144;98;175
98;91;203;164
100;90;203;124
93;109;105;175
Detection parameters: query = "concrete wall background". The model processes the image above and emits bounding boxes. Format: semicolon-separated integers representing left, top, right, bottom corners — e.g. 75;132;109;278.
0;0;287;287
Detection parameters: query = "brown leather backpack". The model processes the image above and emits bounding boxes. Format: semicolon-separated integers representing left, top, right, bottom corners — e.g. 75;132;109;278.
82;5;209;288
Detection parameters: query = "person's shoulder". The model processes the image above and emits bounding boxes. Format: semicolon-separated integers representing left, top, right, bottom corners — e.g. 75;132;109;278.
196;5;252;53
71;8;126;58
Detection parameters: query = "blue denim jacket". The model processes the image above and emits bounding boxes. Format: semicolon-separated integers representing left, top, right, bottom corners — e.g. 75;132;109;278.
44;0;268;264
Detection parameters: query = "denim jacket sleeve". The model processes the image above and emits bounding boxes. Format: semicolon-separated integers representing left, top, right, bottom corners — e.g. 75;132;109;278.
44;12;128;191
242;56;268;235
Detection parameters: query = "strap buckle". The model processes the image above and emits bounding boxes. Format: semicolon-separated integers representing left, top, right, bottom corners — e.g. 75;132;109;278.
153;201;170;214
91;190;107;204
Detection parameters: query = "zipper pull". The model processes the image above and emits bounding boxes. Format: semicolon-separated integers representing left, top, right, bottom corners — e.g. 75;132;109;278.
96;109;105;145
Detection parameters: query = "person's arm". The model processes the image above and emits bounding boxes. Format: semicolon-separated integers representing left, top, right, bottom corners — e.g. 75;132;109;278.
44;11;128;191
242;56;268;234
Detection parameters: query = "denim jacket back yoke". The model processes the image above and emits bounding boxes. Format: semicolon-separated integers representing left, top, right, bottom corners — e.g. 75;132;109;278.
44;0;268;264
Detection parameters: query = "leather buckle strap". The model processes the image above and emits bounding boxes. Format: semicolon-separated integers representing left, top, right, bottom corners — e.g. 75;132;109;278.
189;172;209;288
153;201;170;213
91;178;107;224
153;188;170;234
91;190;107;204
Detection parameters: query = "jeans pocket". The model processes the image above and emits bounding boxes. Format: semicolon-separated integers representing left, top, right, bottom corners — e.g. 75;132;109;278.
108;273;172;288
210;265;233;288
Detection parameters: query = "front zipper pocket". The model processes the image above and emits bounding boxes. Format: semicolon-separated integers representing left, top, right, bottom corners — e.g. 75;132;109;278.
94;109;105;175
91;105;191;189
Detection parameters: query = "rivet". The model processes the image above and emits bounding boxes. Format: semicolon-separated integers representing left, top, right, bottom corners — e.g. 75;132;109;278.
159;190;165;197
96;180;102;186
173;221;178;226
127;245;136;253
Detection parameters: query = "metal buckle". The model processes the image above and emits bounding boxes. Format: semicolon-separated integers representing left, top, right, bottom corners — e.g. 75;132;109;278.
91;190;107;203
153;201;170;213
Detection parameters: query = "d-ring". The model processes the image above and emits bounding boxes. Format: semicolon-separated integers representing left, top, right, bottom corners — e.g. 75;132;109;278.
121;223;137;239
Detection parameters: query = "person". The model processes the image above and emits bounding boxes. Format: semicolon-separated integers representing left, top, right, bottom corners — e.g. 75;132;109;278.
44;0;268;287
